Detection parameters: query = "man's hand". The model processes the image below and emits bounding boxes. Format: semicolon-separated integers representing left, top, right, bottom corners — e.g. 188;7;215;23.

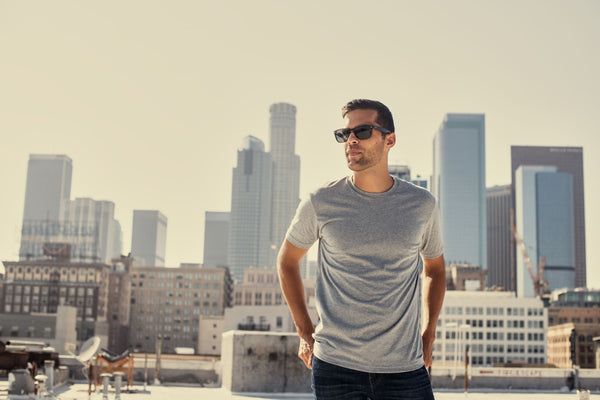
298;334;315;369
422;328;435;368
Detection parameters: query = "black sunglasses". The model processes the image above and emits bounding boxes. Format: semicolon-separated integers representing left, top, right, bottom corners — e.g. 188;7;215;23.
333;125;391;143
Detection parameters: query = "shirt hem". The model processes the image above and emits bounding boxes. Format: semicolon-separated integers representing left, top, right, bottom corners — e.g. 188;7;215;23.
314;349;425;374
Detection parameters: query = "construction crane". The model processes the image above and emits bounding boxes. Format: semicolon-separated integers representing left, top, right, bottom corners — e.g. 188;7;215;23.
510;212;547;298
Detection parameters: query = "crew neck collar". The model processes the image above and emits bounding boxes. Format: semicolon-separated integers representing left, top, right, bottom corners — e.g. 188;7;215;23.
347;175;398;196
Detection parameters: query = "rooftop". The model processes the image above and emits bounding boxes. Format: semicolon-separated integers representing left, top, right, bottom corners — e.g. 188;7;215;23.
0;381;592;400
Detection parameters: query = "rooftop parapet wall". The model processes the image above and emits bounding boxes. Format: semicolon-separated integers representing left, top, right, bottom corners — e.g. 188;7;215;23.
221;331;311;393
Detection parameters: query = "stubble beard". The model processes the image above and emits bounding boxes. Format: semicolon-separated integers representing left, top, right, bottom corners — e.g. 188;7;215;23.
345;143;385;172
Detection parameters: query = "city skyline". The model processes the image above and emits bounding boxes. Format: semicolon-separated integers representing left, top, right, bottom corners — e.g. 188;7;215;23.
1;2;599;285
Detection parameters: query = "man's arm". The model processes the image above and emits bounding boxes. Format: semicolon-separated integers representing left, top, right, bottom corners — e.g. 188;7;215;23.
277;239;314;369
421;254;446;368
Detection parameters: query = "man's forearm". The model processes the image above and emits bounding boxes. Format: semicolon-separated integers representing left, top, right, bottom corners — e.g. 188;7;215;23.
277;247;313;337
422;255;446;332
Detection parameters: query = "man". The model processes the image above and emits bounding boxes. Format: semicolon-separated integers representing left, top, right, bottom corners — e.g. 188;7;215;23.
277;99;446;400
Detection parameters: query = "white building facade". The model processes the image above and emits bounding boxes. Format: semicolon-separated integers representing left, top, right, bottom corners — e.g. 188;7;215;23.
434;291;547;367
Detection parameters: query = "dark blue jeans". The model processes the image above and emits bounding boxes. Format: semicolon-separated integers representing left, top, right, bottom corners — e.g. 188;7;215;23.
312;357;435;400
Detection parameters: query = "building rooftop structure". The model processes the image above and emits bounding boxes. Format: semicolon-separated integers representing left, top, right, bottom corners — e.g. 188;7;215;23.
550;288;600;308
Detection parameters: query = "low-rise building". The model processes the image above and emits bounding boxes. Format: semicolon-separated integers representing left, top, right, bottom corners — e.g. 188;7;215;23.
2;258;110;344
548;323;600;369
198;268;316;357
0;305;77;353
106;256;133;353
129;264;233;354
434;291;547;367
232;268;314;307
445;263;487;291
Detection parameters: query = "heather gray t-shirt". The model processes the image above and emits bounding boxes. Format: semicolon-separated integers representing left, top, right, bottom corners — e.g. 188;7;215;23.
285;176;443;373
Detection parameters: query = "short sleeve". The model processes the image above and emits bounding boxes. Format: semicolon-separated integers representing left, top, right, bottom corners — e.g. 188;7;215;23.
285;197;319;249
419;203;444;259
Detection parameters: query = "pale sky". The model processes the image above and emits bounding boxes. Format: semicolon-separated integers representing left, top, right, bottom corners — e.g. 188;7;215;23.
1;1;599;285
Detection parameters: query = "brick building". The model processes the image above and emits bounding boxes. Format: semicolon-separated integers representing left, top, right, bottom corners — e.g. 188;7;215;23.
2;259;110;343
548;323;600;369
129;265;233;354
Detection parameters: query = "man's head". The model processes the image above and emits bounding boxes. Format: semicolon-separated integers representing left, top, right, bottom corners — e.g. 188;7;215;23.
338;99;396;173
341;99;395;134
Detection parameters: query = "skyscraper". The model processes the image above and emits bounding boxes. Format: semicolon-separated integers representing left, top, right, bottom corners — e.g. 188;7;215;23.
511;146;586;288
19;154;122;263
22;154;72;221
487;185;512;290
268;103;300;268
203;211;230;268
515;166;575;297
432;114;486;269
63;198;122;263
130;210;167;267
20;154;73;259
228;136;272;282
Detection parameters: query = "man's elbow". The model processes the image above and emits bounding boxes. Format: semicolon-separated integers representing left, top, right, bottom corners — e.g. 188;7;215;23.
424;254;445;277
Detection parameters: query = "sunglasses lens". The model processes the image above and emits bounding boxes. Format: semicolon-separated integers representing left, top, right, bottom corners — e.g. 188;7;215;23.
353;126;372;140
334;130;349;143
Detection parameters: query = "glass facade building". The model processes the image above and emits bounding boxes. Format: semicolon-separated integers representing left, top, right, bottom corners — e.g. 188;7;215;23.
515;166;575;297
511;146;586;288
228;136;272;282
487;185;512;291
432;114;486;269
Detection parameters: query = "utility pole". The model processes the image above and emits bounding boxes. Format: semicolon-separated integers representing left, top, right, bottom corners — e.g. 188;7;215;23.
155;335;162;384
464;345;469;393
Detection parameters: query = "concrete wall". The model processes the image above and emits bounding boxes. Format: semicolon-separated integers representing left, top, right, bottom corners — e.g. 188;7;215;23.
222;331;311;393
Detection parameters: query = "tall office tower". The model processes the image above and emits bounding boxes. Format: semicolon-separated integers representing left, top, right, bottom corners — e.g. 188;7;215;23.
63;198;122;263
432;114;487;269
19;154;73;260
511;146;586;288
130;210;167;267
268;103;301;268
487;185;512;290
515;166;575;297
203;211;230;268
228;136;273;282
112;220;123;258
22;154;72;221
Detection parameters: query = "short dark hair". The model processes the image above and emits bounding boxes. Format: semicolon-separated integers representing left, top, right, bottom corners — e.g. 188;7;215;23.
341;99;395;133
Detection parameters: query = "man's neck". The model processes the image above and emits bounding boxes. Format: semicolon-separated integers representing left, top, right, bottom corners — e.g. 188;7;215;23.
351;168;393;193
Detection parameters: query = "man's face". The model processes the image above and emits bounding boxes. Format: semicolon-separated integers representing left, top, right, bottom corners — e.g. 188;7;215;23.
343;109;393;172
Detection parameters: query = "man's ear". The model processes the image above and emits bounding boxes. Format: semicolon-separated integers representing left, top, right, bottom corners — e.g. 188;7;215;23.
385;132;396;149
